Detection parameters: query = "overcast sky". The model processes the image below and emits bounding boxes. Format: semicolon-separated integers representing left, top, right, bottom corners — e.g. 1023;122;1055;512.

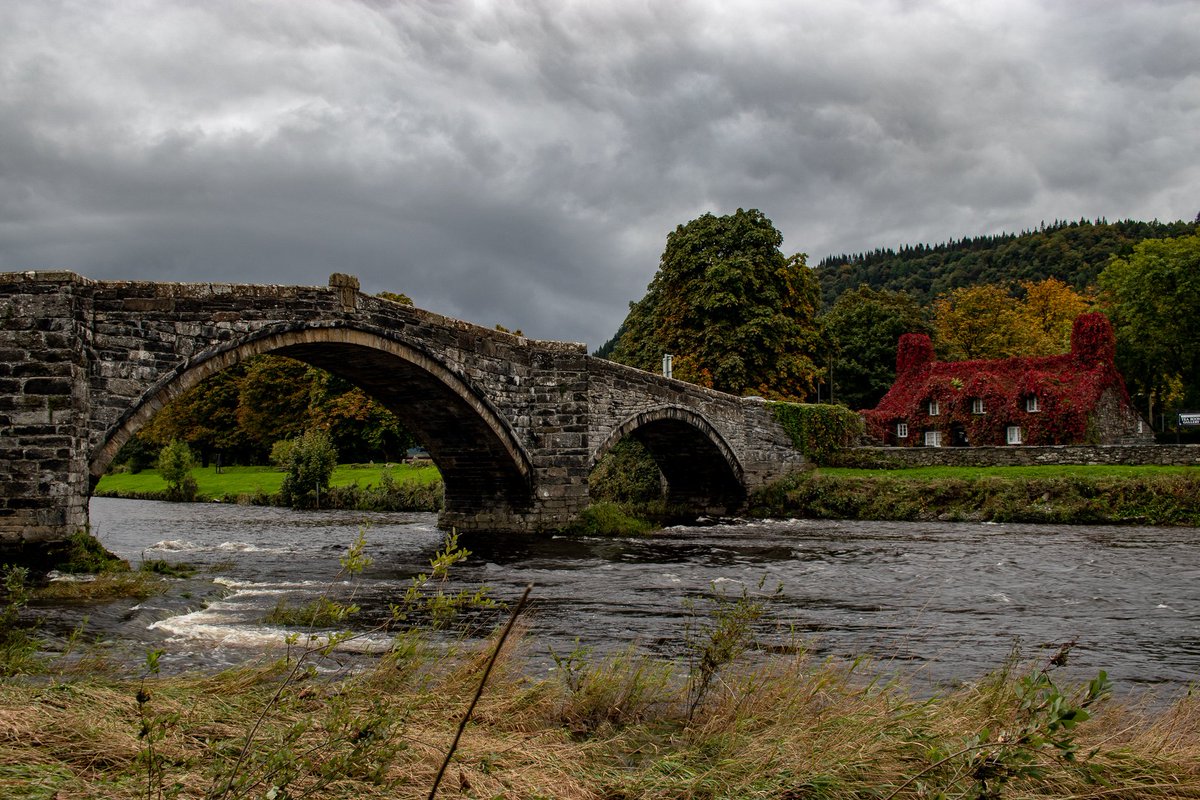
2;1;1197;348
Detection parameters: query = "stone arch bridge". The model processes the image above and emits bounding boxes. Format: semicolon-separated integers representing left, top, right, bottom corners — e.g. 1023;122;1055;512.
1;271;806;546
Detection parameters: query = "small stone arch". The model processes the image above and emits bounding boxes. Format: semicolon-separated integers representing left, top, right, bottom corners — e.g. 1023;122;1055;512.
91;324;535;519
592;405;746;513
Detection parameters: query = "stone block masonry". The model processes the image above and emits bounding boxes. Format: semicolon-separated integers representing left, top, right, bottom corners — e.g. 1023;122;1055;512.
1;271;808;548
839;444;1200;468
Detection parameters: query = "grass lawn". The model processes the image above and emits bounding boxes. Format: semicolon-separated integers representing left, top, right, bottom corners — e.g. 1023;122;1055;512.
817;463;1198;480
95;462;441;498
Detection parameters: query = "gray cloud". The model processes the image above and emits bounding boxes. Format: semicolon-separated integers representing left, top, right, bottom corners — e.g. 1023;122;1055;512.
2;0;1197;347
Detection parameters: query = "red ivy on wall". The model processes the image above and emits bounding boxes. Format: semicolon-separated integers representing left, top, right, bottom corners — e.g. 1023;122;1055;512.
864;313;1132;446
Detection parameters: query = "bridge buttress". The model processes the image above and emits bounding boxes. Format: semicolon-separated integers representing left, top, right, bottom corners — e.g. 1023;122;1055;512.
0;272;95;547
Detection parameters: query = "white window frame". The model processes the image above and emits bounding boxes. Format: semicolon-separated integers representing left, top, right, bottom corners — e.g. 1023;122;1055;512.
928;399;940;416
1025;395;1040;413
924;430;942;448
896;422;908;439
1007;425;1023;445
971;397;985;415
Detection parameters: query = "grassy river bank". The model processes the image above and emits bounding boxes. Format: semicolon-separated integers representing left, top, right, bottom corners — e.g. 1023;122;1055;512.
748;465;1200;527
94;462;1200;527
3;630;1199;799
94;463;445;512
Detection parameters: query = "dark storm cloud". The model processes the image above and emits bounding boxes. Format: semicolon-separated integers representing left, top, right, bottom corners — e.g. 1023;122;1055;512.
1;0;1197;347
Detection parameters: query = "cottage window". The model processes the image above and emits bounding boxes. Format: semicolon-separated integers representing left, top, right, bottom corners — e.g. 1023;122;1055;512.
971;397;985;414
928;399;940;416
1025;395;1040;413
1007;425;1023;445
896;422;908;439
924;430;942;447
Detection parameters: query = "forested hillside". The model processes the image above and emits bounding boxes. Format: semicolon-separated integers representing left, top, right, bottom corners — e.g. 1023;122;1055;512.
815;218;1198;306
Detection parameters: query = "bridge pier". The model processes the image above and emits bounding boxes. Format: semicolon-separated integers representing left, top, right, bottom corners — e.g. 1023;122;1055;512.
0;273;94;550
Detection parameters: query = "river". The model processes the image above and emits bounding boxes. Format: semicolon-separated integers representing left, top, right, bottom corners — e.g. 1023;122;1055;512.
33;498;1200;695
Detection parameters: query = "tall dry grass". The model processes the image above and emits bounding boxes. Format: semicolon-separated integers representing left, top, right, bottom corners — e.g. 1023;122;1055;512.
1;634;1198;799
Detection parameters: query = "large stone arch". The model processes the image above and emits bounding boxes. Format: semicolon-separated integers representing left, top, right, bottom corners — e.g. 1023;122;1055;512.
91;324;535;521
592;405;746;513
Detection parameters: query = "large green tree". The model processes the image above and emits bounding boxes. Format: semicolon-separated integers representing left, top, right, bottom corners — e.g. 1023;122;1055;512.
817;286;931;410
607;209;822;399
1100;233;1200;415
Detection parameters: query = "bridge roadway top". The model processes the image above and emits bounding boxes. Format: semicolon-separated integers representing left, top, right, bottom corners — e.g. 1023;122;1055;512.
0;271;805;545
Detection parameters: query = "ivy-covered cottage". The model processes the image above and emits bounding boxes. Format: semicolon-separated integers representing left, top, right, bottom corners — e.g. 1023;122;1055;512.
864;313;1151;447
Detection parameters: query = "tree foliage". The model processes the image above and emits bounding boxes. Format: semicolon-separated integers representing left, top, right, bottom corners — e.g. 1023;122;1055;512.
607;209;822;399
279;428;338;510
1100;233;1200;411
933;284;1029;361
139;365;251;465
816;217;1198;306
933;279;1092;362
817;286;931;410
235;356;314;452
1017;277;1091;355
133;355;414;466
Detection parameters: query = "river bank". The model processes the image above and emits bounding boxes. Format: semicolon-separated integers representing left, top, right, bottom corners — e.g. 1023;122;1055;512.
3;627;1198;799
748;466;1200;526
94;463;444;512
94;463;1200;527
7;500;1200;797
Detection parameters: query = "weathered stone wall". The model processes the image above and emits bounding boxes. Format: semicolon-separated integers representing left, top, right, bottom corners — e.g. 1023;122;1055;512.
0;273;95;543
839;444;1200;468
587;359;805;510
2;271;602;541
2;270;809;546
1092;387;1155;445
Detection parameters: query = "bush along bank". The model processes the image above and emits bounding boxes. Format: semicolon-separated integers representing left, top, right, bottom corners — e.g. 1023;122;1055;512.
750;470;1200;525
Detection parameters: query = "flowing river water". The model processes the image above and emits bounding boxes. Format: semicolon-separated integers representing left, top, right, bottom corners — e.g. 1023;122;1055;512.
33;498;1200;696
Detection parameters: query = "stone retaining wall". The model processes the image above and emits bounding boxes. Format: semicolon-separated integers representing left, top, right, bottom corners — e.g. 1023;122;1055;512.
837;444;1200;468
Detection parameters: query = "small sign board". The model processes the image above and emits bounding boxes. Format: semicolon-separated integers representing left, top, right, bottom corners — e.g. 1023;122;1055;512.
1178;412;1200;427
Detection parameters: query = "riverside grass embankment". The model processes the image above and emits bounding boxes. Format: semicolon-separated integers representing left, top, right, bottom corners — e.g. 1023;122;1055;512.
749;464;1200;527
93;463;1200;526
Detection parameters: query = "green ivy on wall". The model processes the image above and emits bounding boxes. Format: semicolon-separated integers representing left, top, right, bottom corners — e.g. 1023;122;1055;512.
770;402;864;463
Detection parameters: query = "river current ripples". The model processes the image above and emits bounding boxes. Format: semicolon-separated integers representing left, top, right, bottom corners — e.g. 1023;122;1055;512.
39;498;1200;696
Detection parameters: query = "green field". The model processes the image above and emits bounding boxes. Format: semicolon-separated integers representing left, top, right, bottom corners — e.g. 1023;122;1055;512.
95;462;441;499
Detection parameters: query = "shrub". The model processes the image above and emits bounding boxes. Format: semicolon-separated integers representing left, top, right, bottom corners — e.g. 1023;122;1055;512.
279;429;338;510
589;438;663;504
0;565;50;676
571;502;653;536
157;440;198;501
49;529;129;574
269;438;296;471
